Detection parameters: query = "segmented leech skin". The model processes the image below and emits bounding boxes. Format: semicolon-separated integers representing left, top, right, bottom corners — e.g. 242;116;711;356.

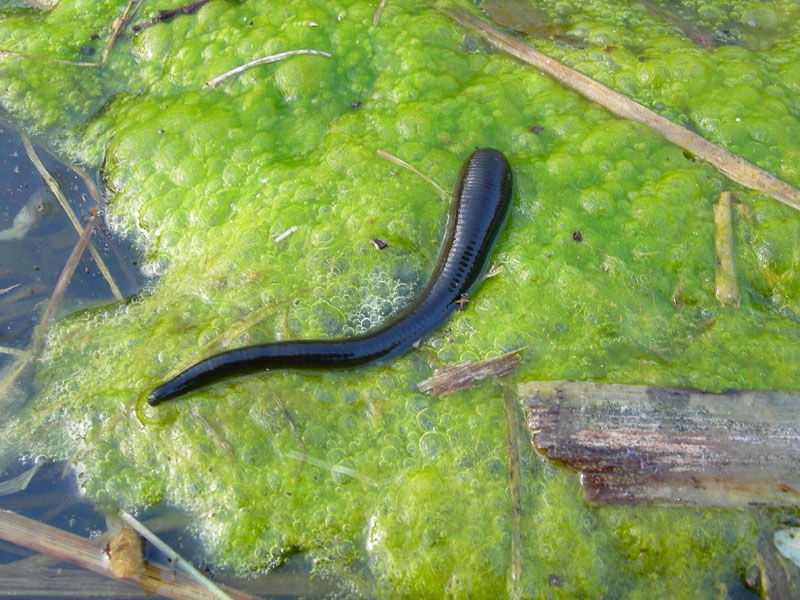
148;148;513;405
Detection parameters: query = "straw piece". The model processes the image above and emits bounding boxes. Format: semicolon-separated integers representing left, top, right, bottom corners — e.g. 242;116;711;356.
119;510;234;600
21;134;123;301
273;225;297;243
376;149;448;199
435;5;800;211
373;0;388;27
281;450;377;487
0;49;100;67
204;49;332;88
0;283;21;295
502;385;523;591
38;216;96;331
713;192;740;306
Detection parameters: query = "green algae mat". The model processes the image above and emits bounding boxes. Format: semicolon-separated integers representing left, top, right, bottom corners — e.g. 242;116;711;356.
2;0;800;597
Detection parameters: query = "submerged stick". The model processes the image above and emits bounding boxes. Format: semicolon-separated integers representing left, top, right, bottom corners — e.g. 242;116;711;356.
713;192;740;306
38;215;96;331
21;135;123;301
435;6;800;211
133;0;214;34
204;49;332;88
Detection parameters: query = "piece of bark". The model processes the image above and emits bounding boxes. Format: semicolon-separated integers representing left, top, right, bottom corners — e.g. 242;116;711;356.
519;381;800;507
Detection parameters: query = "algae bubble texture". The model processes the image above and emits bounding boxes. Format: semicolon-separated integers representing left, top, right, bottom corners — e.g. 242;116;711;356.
1;0;800;597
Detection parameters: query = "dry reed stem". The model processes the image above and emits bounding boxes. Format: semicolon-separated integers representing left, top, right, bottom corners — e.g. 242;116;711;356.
21;135;122;300
38;216;96;331
713;192;740;306
436;6;800;211
502;384;524;592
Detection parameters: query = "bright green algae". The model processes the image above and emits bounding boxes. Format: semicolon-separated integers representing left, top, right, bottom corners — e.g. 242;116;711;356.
2;0;800;596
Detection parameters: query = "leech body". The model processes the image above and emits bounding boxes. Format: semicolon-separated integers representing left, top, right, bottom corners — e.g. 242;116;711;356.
148;148;513;405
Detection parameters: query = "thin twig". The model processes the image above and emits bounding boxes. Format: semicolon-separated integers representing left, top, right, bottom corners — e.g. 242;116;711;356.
373;0;388;27
435;6;800;211
502;384;524;590
21;135;123;301
2;215;95;400
119;511;235;600
203;49;332;88
133;0;214;34
101;0;144;64
38;216;96;332
191;406;234;457
376;149;448;199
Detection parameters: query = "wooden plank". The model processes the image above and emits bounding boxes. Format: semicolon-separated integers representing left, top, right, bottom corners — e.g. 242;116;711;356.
519;381;800;507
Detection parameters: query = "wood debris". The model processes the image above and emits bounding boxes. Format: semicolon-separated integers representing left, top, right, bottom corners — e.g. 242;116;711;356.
418;348;523;396
519;380;800;507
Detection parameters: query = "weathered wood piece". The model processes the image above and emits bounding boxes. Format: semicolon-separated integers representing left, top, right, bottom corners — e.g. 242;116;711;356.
519;381;800;507
418;349;523;396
